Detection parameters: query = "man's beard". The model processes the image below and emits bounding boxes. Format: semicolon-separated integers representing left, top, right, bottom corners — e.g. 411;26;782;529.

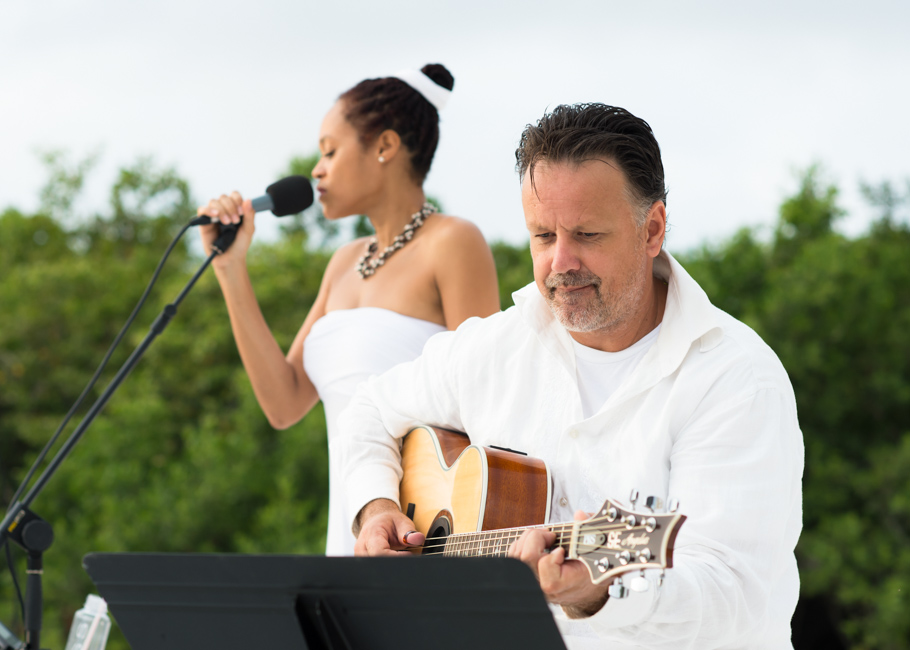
544;264;647;334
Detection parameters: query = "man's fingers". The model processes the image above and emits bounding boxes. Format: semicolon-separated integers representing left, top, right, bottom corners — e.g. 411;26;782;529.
355;509;423;557
537;547;567;597
401;530;425;546
504;525;607;609
363;532;400;557
509;529;557;581
573;509;592;521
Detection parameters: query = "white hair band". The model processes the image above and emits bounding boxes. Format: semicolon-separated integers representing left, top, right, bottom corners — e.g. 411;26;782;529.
393;69;451;112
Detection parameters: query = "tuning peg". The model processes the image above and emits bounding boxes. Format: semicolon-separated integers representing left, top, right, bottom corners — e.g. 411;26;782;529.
658;569;666;588
631;571;650;593
608;576;629;599
668;498;679;513
644;496;663;512
629;489;639;507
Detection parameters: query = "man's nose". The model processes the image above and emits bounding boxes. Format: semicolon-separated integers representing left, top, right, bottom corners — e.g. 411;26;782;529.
551;238;582;274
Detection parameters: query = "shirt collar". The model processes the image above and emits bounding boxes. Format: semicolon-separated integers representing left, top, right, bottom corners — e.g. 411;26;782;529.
655;250;724;375
512;250;724;380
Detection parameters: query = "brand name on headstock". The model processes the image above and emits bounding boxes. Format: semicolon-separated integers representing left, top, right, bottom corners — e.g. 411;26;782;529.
606;530;651;550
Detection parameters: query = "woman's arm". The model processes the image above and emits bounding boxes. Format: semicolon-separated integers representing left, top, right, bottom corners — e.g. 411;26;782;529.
199;193;329;430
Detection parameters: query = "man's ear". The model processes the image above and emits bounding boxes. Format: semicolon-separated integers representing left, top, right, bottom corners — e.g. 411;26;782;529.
375;129;403;162
644;201;667;257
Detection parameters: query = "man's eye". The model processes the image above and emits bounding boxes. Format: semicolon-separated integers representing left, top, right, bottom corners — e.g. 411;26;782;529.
535;233;553;240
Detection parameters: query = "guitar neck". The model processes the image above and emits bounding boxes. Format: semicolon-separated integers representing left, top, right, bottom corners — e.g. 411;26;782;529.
440;523;572;558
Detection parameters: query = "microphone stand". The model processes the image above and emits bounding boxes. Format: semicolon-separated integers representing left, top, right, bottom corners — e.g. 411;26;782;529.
1;226;234;650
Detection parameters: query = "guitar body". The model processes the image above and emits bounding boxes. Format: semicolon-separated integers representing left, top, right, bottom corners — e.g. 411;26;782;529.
399;425;687;584
399;426;551;547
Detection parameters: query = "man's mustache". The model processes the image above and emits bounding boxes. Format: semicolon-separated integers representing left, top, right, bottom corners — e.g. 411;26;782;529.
545;272;601;290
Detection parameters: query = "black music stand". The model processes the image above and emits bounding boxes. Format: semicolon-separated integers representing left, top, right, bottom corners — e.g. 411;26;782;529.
83;553;567;650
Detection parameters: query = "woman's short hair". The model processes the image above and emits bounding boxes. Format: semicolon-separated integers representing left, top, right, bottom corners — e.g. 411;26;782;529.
515;103;668;223
340;63;454;183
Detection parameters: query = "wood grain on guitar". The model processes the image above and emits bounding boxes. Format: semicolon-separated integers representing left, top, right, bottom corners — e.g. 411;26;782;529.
399;425;686;587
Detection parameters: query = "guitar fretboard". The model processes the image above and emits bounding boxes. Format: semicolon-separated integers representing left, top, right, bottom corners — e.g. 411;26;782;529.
441;525;573;558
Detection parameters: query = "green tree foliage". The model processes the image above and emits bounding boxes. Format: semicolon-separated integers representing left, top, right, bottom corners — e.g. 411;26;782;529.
37;150;100;223
1;156;331;649
491;241;534;309
679;168;910;649
3;154;908;650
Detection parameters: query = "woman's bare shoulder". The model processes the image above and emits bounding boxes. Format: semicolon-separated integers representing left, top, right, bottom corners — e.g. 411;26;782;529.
423;213;489;251
422;213;500;322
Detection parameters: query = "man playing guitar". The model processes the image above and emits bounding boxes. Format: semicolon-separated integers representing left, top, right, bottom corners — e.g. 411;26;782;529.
337;103;803;649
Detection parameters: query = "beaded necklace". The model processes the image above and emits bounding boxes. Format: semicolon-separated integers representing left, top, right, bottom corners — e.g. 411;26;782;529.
355;202;436;279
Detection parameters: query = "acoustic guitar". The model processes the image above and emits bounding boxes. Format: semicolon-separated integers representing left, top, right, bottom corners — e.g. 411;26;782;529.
399;425;686;586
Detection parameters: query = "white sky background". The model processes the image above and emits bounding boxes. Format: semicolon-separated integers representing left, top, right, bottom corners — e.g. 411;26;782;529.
2;0;908;254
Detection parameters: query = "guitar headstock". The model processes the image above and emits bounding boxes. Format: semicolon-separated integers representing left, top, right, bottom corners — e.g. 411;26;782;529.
568;496;686;585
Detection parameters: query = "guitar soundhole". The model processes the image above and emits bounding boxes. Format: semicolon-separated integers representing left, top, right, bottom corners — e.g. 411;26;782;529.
422;512;452;556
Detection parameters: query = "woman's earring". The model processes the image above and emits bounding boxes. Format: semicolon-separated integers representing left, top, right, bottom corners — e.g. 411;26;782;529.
378;156;386;163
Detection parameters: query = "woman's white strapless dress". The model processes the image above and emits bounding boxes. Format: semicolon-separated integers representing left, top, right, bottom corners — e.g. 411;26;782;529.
302;307;446;555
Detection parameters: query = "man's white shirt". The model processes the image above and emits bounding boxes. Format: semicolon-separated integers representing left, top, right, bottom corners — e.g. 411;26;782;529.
572;324;661;419
337;250;804;649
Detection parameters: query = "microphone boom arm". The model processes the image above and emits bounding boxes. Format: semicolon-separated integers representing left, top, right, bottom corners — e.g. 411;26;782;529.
1;250;218;547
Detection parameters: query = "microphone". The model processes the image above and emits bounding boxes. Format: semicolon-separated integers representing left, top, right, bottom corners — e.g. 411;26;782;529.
191;175;315;226
193;176;315;254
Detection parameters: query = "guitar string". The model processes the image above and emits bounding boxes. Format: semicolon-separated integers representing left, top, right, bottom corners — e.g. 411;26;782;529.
426;525;644;545
424;523;649;547
412;509;674;551
437;541;647;554
417;522;658;554
421;519;643;542
440;547;660;561
427;543;654;557
422;520;646;543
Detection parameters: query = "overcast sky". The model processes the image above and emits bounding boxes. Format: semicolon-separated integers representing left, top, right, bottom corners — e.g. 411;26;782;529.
2;0;908;253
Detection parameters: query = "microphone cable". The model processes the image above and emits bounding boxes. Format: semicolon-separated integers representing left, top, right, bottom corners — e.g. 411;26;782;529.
2;218;199;626
4;174;312;511
3;174;313;628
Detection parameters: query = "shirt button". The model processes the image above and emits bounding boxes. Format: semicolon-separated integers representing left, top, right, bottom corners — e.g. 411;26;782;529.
569;429;579;439
559;497;569;507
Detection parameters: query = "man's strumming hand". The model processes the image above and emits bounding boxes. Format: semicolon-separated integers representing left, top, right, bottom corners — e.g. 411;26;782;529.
508;510;611;618
353;498;426;557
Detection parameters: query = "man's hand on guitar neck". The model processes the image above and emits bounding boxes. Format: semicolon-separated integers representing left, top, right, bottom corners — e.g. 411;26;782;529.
353;498;426;556
352;499;609;617
509;510;611;619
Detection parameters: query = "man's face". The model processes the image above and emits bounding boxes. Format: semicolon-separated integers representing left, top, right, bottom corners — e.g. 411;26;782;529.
522;160;663;343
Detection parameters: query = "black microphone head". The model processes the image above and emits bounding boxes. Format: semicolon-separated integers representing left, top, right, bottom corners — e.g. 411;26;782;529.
265;176;315;216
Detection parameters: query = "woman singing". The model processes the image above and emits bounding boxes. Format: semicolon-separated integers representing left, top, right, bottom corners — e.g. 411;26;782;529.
197;64;500;555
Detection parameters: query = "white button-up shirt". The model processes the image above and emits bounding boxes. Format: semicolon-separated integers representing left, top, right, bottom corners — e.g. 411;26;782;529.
338;251;803;649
